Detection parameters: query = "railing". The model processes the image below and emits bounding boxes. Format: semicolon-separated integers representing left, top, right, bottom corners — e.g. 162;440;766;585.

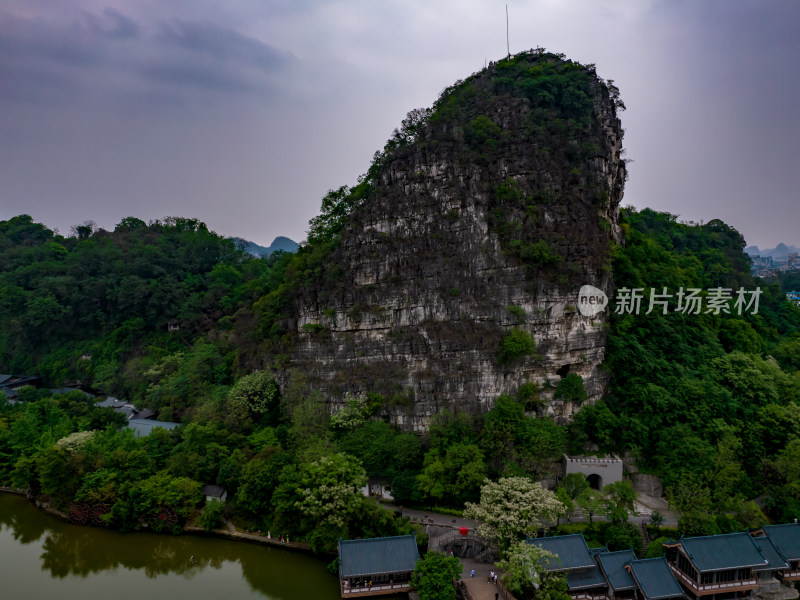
668;565;756;592
432;530;482;548
342;582;411;596
779;569;800;581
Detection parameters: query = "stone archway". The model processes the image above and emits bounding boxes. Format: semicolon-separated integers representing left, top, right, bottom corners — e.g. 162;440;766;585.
587;473;603;490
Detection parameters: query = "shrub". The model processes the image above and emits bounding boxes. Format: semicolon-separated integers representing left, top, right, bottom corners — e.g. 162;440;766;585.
498;328;536;365
301;323;326;334
506;305;526;322
197;500;225;532
554;374;587;404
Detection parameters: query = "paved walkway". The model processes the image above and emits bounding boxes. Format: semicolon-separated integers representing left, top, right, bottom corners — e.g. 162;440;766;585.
460;557;504;600
633;492;679;526
385;504;479;531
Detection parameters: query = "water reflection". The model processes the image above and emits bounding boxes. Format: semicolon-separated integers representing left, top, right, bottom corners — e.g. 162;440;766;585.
0;496;50;544
0;494;342;599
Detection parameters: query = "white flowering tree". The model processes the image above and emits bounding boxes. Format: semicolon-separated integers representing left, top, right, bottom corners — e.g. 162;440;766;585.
464;477;566;551
272;452;367;551
225;370;280;430
295;453;366;523
329;394;373;430
498;541;560;597
55;430;94;454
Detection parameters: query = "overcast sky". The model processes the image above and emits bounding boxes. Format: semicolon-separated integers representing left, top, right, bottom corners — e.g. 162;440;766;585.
1;0;798;249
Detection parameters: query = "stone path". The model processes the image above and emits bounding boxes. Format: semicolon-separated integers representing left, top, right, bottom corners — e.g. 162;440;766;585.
460;557;504;600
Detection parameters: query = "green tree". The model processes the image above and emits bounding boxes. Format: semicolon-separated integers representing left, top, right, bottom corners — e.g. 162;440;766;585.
603;480;636;524
417;443;486;505
667;479;719;536
197;500;225;531
560;473;589;500
464;477;566;550
136;471;203;520
576;488;606;525
236;451;291;517
411;552;462;600
645;537;669;558
273;452;367;551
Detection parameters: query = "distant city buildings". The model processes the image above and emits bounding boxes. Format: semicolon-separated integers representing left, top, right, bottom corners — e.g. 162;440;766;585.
750;255;777;278
749;250;800;278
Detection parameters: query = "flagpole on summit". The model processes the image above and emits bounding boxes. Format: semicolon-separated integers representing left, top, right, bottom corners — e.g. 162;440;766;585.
506;4;510;58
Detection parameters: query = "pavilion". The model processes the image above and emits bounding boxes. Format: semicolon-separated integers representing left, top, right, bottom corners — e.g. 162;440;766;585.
338;534;419;598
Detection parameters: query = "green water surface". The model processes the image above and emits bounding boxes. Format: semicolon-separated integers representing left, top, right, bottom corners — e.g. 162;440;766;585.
0;493;343;600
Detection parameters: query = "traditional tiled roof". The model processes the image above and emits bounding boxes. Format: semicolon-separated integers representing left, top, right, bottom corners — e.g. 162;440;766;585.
338;535;419;578
762;524;800;561
528;534;597;571
97;397;127;409
127;419;179;437
0;374;39;388
566;566;608;591
203;484;227;499
135;408;156;420
629;558;684;600
678;532;768;572
597;550;638;591
753;536;790;571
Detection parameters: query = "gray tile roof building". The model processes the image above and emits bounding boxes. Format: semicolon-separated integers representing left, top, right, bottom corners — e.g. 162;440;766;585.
628;558;685;600
761;524;800;562
127;419;179;437
677;532;768;572
528;534;599;571
338;534;419;578
598;549;638;592
753;536;789;571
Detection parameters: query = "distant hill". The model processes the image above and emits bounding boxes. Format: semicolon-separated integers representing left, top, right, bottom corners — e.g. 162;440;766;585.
232;236;299;258
267;236;300;255
745;243;798;258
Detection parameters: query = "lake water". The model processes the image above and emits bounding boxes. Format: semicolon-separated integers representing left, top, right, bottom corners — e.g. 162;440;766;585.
0;493;343;600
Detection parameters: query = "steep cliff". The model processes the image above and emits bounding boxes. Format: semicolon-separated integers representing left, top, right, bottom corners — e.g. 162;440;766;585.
284;51;627;430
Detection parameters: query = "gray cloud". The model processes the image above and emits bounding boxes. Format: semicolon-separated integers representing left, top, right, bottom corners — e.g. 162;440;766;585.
0;1;798;250
157;19;287;73
0;8;293;105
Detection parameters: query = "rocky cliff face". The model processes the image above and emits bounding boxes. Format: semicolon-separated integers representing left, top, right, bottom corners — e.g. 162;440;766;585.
284;51;626;430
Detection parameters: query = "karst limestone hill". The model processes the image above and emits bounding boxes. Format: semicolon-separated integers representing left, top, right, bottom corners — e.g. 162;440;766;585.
272;50;627;430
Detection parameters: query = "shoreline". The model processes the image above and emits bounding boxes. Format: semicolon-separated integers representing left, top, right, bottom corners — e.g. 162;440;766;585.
0;487;328;557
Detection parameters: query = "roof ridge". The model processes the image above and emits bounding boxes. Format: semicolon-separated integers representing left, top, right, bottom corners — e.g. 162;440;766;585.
339;533;416;544
631;556;667;563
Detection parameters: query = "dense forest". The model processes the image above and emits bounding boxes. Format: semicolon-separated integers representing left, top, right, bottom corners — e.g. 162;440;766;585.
572;208;800;528
1;51;800;552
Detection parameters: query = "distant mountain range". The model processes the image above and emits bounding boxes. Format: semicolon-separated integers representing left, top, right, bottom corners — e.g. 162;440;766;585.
231;236;299;258
745;243;798;259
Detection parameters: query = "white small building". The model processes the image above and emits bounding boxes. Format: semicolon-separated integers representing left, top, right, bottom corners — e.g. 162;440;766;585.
360;478;394;501
563;454;623;489
203;484;228;503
